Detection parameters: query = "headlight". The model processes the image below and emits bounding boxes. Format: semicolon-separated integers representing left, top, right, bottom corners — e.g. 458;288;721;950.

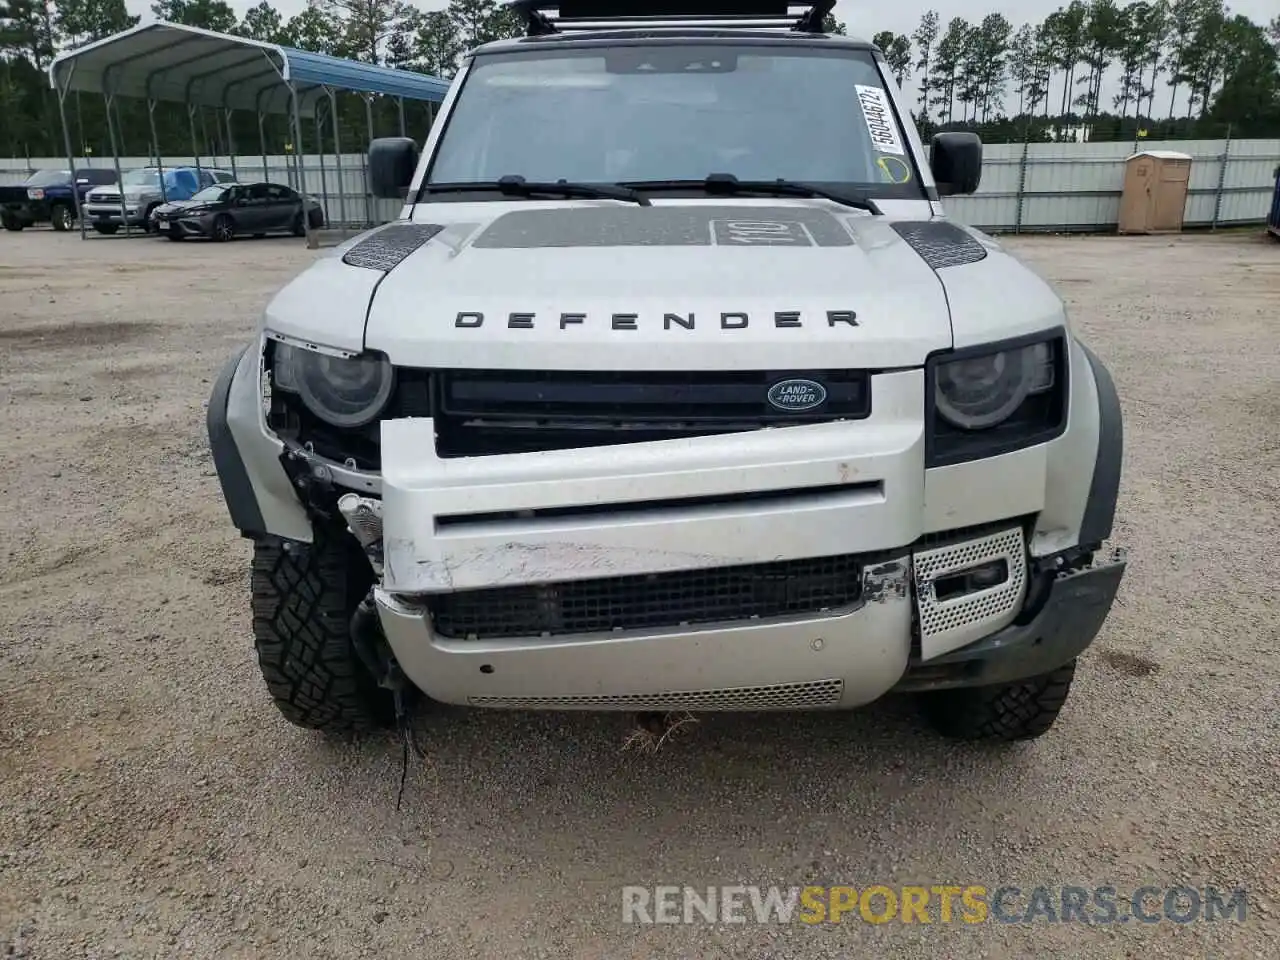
271;342;394;428
926;332;1068;467
934;341;1055;430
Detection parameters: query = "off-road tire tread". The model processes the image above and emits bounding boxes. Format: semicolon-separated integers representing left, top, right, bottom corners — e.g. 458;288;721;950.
923;661;1076;742
251;530;391;732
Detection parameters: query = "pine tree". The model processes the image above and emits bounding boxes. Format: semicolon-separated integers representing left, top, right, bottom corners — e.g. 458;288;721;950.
150;0;239;34
1075;0;1123;117
447;0;521;51
238;0;286;43
58;0;139;47
930;17;970;125
415;9;460;78
872;30;912;88
912;11;940;121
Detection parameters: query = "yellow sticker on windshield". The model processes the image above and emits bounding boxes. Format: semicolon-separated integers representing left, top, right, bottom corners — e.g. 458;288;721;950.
856;85;905;156
877;156;912;184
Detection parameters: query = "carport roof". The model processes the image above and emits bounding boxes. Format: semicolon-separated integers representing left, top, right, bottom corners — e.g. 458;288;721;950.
48;21;451;117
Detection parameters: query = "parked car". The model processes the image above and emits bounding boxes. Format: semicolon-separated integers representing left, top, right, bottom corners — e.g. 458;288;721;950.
0;168;118;232
82;166;236;234
153;181;325;241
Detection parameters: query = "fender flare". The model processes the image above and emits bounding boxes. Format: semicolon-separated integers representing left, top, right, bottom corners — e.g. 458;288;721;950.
206;344;266;535
1077;343;1123;546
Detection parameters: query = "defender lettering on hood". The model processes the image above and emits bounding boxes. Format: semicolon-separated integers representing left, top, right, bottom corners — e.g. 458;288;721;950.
453;310;859;330
269;204;961;369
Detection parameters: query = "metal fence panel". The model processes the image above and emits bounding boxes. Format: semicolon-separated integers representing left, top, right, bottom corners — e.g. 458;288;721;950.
4;137;1279;235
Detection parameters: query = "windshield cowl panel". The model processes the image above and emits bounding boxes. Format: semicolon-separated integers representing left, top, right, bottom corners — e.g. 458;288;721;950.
422;43;924;204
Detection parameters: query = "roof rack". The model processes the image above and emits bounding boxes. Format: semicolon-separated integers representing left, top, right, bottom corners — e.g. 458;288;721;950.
509;0;836;36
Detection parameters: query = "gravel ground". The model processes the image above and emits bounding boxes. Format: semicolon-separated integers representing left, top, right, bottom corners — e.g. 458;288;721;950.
1;226;1277;959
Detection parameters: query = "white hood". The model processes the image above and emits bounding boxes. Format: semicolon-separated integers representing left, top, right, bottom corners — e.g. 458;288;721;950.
269;200;957;370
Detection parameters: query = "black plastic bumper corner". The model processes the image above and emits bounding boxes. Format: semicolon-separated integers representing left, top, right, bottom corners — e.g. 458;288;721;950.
894;554;1127;692
206;344;266;537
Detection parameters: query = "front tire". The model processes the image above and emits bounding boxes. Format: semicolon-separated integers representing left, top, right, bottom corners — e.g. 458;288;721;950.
251;527;393;732
50;204;73;231
212;213;235;242
921;661;1077;742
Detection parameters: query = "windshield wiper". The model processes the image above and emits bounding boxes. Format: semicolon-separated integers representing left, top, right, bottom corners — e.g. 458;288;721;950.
624;174;882;215
422;175;650;206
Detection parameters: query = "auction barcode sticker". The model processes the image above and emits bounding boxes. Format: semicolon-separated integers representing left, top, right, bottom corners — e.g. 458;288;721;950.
855;85;904;156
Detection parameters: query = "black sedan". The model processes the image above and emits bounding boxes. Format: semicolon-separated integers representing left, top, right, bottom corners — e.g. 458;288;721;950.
152;182;325;241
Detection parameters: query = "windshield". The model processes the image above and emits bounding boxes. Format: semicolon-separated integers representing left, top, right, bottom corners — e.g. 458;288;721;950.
190;185;230;202
425;44;922;198
122;169;161;187
24;170;71;187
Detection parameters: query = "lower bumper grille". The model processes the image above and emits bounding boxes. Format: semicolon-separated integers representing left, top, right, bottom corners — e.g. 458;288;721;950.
429;554;864;639
468;679;845;711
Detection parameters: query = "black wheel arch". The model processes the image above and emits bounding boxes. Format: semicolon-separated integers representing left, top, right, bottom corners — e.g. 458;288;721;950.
1078;343;1123;547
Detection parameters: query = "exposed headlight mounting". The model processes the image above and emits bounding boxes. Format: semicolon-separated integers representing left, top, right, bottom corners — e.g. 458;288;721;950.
271;342;395;428
926;330;1068;467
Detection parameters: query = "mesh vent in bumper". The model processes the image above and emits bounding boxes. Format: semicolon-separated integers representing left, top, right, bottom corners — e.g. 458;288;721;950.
913;525;1028;659
468;679;844;711
429;554;864;640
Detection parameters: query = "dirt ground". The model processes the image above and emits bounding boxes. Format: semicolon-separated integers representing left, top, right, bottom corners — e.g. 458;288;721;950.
1;225;1277;960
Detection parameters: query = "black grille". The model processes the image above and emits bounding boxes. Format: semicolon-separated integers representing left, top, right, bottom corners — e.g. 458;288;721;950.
428;553;864;639
397;368;871;458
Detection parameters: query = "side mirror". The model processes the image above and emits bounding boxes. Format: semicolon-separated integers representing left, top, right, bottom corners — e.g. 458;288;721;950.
369;137;420;200
930;132;983;196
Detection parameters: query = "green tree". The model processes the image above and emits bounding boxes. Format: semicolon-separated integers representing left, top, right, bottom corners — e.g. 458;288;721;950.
1135;0;1170;119
447;0;521;51
821;13;845;35
930;17;970;125
1208;15;1280;134
58;0;139;47
872;30;911;87
912;10;939;121
1;0;58;69
1178;0;1226;118
1075;0;1123;117
1164;0;1204;117
1009;23;1040;116
971;13;1012;122
314;0;412;63
150;0;239;33
238;0;286;43
1045;1;1088;117
415;9;461;78
285;5;343;54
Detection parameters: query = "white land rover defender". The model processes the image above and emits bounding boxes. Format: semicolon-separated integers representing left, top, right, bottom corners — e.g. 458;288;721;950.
207;0;1126;743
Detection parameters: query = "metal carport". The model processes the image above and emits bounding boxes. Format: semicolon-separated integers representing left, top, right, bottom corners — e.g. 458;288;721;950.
47;21;450;242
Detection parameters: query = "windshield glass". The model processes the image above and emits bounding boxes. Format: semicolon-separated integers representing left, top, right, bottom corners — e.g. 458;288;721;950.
24;170;71;187
122;169;161;187
425;45;922;198
190;185;230;202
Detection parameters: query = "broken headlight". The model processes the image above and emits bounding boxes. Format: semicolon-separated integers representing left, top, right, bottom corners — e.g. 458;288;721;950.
271;342;395;428
926;331;1068;467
